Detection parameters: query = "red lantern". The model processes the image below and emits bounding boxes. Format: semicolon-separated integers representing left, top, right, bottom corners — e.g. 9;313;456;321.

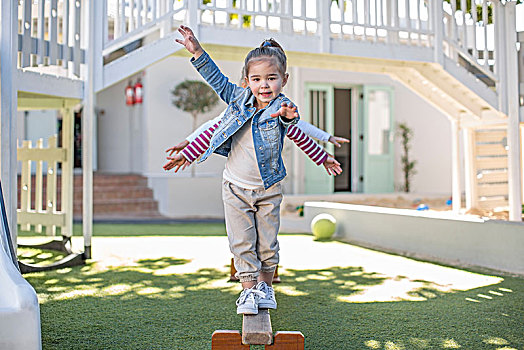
134;79;143;104
125;81;135;106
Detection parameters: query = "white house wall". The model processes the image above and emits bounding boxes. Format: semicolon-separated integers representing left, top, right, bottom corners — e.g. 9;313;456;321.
96;54;458;218
97;77;138;173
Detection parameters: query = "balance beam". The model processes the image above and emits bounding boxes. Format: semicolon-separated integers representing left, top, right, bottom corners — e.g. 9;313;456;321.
211;330;249;349
211;309;304;349
266;332;305;349
242;309;273;345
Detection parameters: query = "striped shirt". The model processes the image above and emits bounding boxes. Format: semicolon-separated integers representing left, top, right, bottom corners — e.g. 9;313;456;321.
182;121;328;166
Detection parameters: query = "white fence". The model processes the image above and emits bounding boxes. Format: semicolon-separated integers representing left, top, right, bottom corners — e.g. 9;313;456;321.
16;109;74;238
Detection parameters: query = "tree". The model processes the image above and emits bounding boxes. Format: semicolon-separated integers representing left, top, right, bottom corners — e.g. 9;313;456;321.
396;122;417;193
171;80;219;175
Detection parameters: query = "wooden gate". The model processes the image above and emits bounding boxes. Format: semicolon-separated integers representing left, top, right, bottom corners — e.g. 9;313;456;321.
16;100;84;273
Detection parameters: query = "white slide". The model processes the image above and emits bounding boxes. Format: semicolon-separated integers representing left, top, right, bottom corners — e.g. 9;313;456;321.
0;183;41;350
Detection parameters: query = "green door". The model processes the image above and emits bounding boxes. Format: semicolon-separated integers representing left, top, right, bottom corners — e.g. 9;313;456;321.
362;86;394;193
304;84;334;194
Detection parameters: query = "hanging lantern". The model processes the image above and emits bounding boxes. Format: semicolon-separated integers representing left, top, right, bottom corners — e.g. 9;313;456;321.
125;81;135;106
134;78;143;104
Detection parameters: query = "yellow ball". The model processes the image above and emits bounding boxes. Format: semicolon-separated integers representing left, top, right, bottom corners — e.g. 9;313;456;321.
311;213;336;240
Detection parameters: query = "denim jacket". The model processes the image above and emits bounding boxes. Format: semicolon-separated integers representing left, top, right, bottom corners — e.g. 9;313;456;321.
190;51;298;189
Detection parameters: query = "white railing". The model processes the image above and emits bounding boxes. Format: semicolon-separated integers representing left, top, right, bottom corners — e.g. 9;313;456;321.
103;0;187;55
442;0;499;84
329;0;430;44
17;0;84;77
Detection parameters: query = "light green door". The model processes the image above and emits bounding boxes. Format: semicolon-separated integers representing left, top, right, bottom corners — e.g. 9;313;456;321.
304;84;334;194
362;86;394;193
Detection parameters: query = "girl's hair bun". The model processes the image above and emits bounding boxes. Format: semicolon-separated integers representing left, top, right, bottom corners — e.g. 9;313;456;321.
260;38;283;52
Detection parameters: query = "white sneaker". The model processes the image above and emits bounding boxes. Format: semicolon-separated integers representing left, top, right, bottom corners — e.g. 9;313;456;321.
256;281;277;309
236;288;266;315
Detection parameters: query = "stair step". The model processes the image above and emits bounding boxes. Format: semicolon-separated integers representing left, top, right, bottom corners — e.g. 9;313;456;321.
74;198;159;214
74;175;147;187
73;187;153;198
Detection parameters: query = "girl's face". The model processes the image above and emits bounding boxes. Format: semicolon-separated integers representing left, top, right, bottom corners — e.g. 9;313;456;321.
245;58;288;109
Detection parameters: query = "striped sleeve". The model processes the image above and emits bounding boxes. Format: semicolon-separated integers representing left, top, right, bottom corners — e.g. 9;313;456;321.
181;122;220;163
286;124;328;166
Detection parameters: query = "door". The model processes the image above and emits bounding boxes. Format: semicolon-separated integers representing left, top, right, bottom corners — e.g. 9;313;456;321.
362;86;394;193
334;88;352;192
304;84;334;194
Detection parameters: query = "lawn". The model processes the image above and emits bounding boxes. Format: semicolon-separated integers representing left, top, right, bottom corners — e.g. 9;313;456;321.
17;224;524;350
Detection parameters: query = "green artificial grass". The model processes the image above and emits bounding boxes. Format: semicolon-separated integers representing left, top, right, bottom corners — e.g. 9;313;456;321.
21;247;524;350
17;223;304;237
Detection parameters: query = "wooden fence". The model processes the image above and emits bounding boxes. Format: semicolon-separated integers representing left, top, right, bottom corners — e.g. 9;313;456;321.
17;108;74;238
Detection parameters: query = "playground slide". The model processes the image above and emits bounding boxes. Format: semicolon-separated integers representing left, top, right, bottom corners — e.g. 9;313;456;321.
0;182;41;350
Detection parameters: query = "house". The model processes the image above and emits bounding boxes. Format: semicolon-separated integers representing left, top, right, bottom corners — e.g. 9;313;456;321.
1;0;523;251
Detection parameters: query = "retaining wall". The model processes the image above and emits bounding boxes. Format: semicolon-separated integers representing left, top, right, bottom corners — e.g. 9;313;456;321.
304;202;524;275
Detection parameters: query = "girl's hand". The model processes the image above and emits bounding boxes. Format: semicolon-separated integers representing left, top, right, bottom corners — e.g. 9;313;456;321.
323;156;342;176
328;136;350;148
166;140;190;156
270;102;299;120
175;25;204;58
163;154;190;172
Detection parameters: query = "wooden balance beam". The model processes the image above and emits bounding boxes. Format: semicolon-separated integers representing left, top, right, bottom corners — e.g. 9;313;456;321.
211;310;304;349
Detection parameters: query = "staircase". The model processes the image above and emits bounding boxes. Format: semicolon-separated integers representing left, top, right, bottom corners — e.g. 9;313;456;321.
73;174;163;220
17;173;163;221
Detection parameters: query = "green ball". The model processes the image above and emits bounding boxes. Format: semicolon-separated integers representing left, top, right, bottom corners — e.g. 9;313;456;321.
311;214;336;240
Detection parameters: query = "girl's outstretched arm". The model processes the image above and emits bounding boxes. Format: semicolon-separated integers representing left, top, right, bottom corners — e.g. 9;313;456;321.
166;140;189;157
296;120;350;147
176;26;242;104
175;25;203;60
163;153;190;173
180;121;220;163
328;135;350;147
323;156;343;176
164;121;219;172
270;101;299;126
286;124;328;166
166;112;225;157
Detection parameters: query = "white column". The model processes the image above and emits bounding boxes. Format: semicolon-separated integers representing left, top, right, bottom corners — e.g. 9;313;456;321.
187;0;199;37
494;3;507;115
0;0;19;251
319;0;330;53
61;107;74;238
451;118;462;213
463;128;478;210
502;2;522;221
432;0;444;66
292;66;301;194
82;0;98;258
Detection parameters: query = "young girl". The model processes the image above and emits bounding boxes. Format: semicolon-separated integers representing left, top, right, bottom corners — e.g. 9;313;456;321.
166;25;342;315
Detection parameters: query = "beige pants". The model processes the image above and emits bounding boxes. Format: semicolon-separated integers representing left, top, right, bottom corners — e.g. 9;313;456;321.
222;180;282;283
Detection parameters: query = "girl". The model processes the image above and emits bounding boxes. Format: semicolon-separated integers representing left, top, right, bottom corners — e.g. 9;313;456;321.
166;25;342;315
